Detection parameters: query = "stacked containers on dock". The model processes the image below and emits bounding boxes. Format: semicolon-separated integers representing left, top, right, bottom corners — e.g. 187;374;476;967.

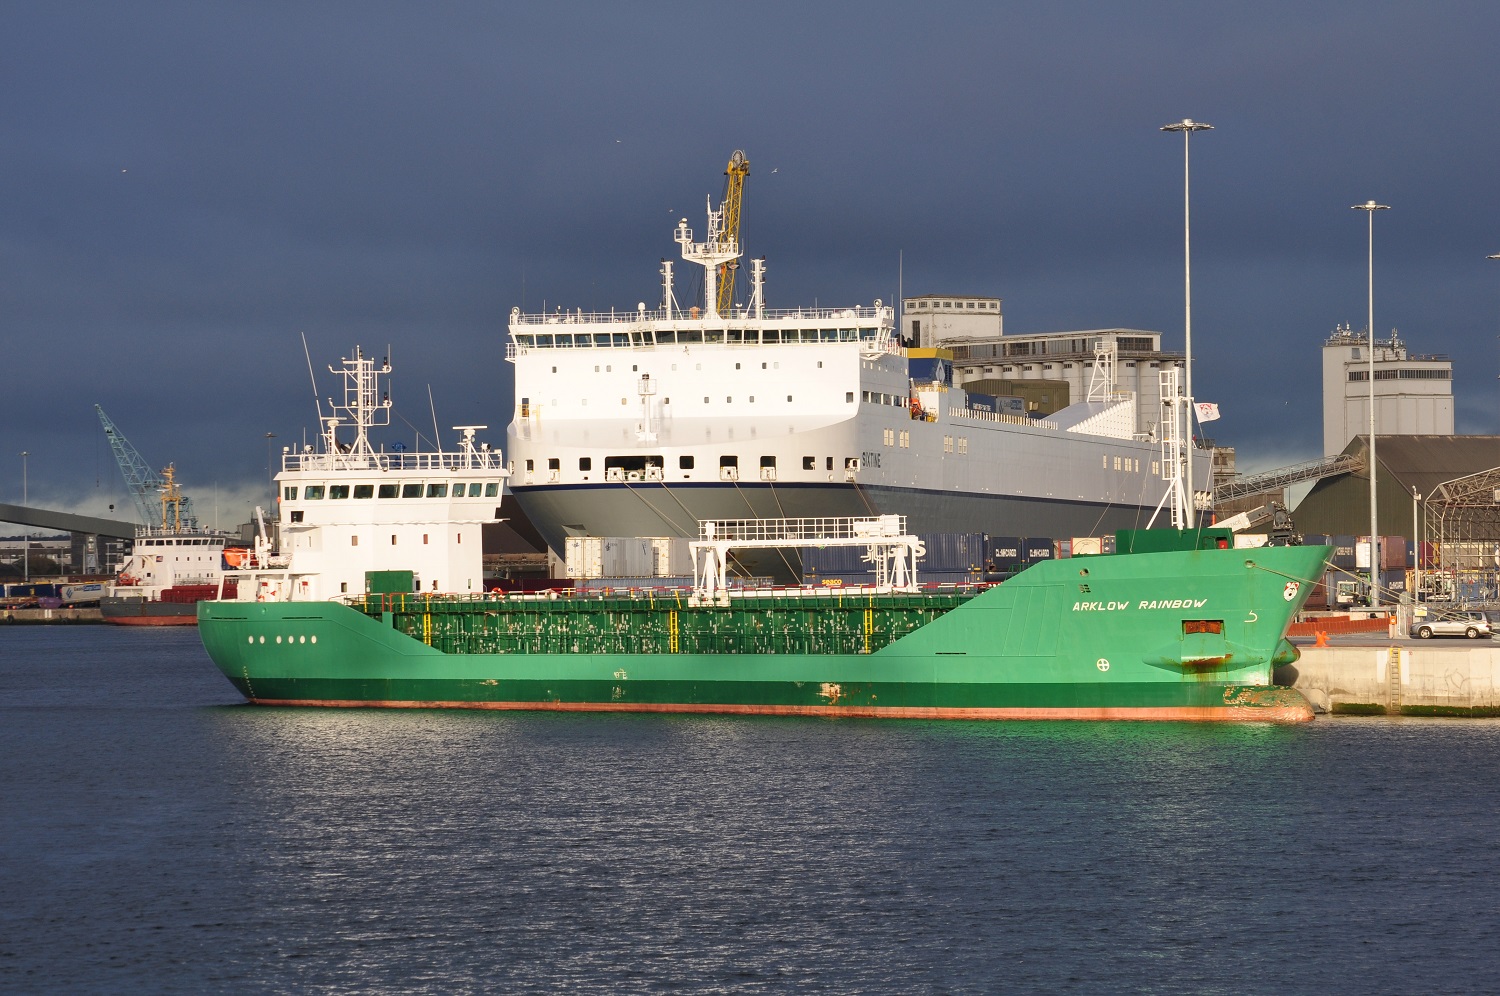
1331;535;1357;570
1381;536;1408;571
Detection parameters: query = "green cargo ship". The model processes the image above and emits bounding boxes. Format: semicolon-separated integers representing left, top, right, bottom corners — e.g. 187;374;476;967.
199;530;1330;722
201;346;1328;722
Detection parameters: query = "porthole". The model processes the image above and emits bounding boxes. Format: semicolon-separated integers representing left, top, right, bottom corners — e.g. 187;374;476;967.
299;635;306;644
311;635;317;644
246;636;253;645
258;636;265;644
276;635;283;644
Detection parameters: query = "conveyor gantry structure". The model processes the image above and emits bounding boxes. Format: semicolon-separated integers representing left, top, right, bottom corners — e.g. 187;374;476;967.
1213;453;1364;504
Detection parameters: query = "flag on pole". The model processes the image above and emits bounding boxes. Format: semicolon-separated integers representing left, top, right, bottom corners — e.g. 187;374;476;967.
1194;401;1221;422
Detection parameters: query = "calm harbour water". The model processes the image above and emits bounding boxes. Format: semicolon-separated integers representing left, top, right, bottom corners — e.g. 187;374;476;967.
3;626;1499;994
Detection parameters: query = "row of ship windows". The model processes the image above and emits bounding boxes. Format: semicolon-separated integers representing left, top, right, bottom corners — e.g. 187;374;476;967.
284;482;501;501
136;538;221;547
1104;456;1154;473
877;429;965;452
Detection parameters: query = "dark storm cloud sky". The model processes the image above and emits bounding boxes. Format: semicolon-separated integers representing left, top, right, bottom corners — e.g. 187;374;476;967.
4;1;1499;521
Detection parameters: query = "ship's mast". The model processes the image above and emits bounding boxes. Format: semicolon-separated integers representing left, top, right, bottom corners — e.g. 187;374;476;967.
324;346;393;457
675;198;742;321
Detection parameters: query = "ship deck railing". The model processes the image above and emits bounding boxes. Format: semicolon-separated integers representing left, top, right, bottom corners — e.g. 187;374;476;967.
507;322;897;356
281;451;507;473
351;581;993;614
512;304;888;326
948;407;1058;431
696;515;918;545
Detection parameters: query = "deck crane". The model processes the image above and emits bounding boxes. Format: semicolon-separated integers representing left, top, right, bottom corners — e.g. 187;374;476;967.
95;404;199;531
714;149;750;316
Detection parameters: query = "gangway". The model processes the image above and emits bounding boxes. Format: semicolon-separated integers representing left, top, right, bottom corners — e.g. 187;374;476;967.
692;515;924;603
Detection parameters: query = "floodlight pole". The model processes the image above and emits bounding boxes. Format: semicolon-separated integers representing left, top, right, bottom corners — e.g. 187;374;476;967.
1353;200;1389;606
1412;488;1421;604
1161;119;1212;528
20;451;28;582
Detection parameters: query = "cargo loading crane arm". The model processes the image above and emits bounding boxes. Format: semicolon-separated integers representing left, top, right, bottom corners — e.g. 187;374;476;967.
95;404;199;530
715;149;750;315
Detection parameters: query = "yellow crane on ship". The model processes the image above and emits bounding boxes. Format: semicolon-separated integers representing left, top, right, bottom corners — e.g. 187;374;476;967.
715;149;750;315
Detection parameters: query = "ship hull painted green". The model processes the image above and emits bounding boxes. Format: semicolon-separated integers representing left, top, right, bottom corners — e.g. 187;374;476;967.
199;544;1330;722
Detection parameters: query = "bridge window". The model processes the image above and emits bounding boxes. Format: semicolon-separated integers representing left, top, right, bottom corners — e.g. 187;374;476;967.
680;455;695;469
378;484;398;499
402;483;422;498
426;484;448;498
353;485;374;499
304;486;325;500
283;486;298;500
485;483;500;497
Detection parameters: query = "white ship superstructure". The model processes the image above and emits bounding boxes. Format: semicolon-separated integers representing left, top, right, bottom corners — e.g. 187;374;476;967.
110;465;235;597
505;200;1209;570
225;348;507;601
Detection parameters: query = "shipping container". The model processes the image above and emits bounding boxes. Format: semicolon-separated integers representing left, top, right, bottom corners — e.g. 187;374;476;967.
986;535;1023;573
1379;569;1407;595
1070;536;1102;556
918;570;984;586
802;545;876;574
602;536;654;578
1053;539;1072;559
564;536;603;579
565;536;657;579
907;355;953;385
1331;535;1357;569
60;582;107;606
1023;538;1055;563
580;576;694;592
1380;535;1408;571
918;532;985;571
648;537;694;577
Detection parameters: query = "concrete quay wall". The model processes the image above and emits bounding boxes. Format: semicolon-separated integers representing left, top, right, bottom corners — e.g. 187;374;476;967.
0;607;103;624
1278;645;1500;716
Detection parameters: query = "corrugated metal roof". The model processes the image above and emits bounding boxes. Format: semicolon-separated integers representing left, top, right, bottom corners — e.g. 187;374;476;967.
1349;434;1500;496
